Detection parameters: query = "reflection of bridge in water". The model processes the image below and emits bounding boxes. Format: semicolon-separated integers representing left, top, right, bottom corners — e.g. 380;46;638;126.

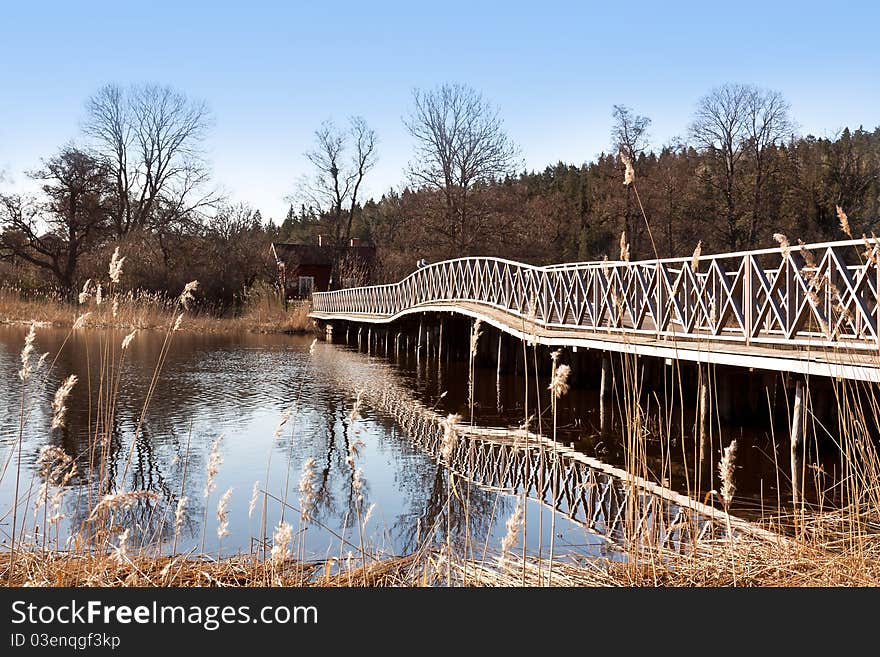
318;347;780;554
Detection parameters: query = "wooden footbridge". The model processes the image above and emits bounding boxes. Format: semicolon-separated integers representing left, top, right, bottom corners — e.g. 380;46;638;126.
311;238;880;382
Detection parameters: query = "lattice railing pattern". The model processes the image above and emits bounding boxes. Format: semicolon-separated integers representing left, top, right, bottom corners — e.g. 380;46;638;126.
376;388;726;552
313;239;880;350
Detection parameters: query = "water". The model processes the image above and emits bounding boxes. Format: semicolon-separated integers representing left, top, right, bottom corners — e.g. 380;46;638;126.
0;325;625;562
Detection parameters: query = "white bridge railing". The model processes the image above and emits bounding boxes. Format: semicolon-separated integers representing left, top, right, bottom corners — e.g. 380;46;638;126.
312;238;880;351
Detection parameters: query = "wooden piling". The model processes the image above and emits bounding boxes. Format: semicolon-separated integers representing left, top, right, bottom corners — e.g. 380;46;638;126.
438;319;444;365
600;354;610;434
416;318;423;369
496;332;503;412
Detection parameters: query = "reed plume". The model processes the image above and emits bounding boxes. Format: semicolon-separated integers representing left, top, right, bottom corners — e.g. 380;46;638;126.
78;279;92;304
112;528;130;564
691;241;702;272
179;281;199;309
440;413;462;461
719;439;738;508
363;503;375;525
773;233;791;259
548;364;570;399
248;481;259;518
18;321;36;381
217;488;233;541
72;312;91;330
500;498;524;567
204;434;224;498
271;521;293;566
299;458;317;522
174;497;187;535
621;151;635;186
50;374;78;430
470;319;483;358
34;446;77;531
108;247;125;284
89;491;160;520
836;205;852;237
619;231;630;262
121;329;137;351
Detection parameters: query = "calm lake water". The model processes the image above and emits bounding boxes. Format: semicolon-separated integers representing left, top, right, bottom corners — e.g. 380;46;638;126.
0;324;627;561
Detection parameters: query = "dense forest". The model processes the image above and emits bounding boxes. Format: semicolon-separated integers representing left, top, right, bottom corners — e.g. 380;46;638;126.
2;82;878;311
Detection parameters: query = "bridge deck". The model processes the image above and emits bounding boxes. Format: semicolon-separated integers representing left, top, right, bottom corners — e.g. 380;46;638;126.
311;301;880;382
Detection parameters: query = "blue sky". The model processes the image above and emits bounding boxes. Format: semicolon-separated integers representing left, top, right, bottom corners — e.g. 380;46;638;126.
1;0;878;222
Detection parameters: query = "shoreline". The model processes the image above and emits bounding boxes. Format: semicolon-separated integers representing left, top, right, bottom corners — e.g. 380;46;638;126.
2;535;876;586
0;297;316;335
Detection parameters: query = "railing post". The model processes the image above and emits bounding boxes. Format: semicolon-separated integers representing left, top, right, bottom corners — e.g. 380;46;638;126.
744;254;752;345
655;261;662;338
876;258;880;351
542;271;549;325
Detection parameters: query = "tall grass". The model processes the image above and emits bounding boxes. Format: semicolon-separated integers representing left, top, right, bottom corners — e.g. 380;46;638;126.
0;281;314;334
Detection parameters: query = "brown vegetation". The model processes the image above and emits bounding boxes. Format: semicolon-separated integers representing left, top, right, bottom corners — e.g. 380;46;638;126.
0;284;314;334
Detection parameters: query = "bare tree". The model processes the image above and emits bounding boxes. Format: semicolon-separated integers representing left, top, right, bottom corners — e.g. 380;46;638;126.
611;105;652;256
0;147;109;292
690;83;751;249
84;83;218;237
744;87;793;247
299;116;377;288
405;83;519;254
612;105;651;162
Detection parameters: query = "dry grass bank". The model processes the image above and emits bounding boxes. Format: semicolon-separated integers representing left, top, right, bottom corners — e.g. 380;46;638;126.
0;285;315;334
5;527;880;587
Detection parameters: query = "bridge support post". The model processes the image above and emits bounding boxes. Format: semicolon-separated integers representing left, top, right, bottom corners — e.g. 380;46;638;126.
325;323;333;343
367;327;372;355
600;354;610;435
438;319;444;366
790;379;805;508
496;332;503;412
417;317;423;368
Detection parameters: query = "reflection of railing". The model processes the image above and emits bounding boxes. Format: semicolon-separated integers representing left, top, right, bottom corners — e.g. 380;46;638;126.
313;239;880;351
371;387;778;553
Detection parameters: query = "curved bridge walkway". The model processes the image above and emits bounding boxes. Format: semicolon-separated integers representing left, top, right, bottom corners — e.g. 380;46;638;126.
311;238;880;382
